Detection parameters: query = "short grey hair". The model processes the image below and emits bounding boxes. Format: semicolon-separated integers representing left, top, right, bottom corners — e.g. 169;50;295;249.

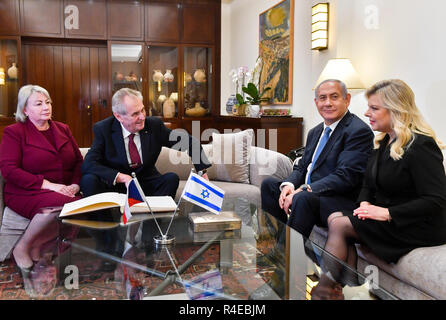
16;85;51;123
112;88;143;115
315;79;348;100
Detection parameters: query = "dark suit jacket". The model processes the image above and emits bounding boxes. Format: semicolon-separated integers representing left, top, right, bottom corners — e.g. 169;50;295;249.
359;133;446;232
285;111;374;200
81;116;211;186
350;133;446;262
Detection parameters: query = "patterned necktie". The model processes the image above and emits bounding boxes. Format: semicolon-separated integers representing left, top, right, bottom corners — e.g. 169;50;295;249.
128;133;142;169
307;127;332;184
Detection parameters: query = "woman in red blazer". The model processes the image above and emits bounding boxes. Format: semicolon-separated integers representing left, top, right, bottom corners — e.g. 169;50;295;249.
0;85;83;273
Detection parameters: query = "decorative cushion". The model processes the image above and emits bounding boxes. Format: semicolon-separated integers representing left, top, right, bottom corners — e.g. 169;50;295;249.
210;129;254;184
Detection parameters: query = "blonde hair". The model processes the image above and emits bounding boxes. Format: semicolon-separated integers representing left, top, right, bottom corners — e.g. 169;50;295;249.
366;79;444;160
16;85;51;123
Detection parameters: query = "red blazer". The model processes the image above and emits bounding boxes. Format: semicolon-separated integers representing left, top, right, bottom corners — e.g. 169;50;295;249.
0;119;83;200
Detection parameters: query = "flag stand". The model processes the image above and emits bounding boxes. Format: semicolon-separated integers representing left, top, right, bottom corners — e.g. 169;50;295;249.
131;173;175;245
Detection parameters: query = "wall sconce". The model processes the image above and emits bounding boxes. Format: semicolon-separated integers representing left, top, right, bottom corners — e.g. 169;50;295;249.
312;3;329;50
0;68;5;85
315;58;364;89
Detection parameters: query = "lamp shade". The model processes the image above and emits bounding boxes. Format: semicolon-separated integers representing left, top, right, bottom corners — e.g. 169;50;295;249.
314;58;364;89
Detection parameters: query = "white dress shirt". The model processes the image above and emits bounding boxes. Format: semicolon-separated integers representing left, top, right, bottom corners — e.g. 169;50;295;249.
113;124;144;185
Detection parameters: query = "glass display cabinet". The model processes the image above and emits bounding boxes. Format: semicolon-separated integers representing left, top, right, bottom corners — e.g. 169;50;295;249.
0;37;19;118
147;45;178;118
183;46;212;118
111;43;144;97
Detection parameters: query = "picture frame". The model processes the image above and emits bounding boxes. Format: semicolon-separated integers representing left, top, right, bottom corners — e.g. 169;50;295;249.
259;0;294;105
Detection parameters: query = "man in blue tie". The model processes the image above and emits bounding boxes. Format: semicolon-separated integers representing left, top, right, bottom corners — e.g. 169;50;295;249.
261;79;374;237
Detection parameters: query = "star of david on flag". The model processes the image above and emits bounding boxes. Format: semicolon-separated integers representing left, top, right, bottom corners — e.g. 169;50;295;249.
123;179;145;224
181;172;225;215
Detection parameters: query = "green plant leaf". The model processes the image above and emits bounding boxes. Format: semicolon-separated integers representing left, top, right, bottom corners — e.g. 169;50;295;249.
236;93;245;105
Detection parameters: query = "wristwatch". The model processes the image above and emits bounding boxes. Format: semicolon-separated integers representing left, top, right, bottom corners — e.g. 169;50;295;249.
299;184;311;192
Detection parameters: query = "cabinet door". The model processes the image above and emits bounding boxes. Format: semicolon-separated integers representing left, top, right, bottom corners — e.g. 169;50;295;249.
182;4;216;44
184;46;213;118
0;0;20;35
145;2;180;43
20;0;64;38
108;0;144;41
64;0;107;39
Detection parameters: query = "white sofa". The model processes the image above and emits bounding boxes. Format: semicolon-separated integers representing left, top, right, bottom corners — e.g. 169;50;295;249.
1;144;445;300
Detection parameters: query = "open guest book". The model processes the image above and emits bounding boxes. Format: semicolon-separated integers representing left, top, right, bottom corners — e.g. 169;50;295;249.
59;192;177;218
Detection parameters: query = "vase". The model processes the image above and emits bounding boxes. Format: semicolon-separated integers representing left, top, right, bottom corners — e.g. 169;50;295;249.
248;104;260;118
163;98;175;118
7;63;17;80
184;72;192;83
232;104;247;116
225;94;238;115
164;69;174;82
116;71;124;81
193;69;206;83
152;70;163;82
186;102;207;117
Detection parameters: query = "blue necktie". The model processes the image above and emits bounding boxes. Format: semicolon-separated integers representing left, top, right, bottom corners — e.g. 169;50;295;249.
307;127;332;184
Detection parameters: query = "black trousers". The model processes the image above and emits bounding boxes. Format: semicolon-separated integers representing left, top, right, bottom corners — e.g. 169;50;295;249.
80;172;180;199
261;177;356;238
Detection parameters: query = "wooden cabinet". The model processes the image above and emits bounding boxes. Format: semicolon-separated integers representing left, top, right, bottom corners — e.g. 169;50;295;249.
64;0;107;39
182;3;216;44
215;116;304;155
0;0;20;35
19;0;64;38
145;2;180;43
108;0;144;41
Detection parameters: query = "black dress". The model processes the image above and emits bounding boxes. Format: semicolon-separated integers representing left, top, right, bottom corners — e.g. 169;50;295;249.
343;133;446;263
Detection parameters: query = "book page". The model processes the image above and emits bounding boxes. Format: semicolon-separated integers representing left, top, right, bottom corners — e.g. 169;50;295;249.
131;196;177;212
60;192;126;217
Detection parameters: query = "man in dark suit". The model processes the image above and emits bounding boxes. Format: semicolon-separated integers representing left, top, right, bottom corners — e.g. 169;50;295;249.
261;79;374;238
81;87;211;198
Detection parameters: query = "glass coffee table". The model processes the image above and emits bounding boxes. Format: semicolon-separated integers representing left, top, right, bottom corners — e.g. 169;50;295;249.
53;197;397;300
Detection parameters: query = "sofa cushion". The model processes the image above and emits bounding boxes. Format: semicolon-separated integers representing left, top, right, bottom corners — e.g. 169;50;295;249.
0;207;30;234
393;245;446;299
210;129;254;184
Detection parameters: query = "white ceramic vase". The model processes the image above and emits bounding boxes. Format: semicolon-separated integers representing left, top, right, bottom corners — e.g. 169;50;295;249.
163;98;175;118
7;63;17;79
164;69;174;82
152;70;164;82
248;104;260;118
193;69;206;83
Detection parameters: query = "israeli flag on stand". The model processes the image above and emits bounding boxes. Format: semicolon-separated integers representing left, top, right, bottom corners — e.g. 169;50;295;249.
181;172;225;215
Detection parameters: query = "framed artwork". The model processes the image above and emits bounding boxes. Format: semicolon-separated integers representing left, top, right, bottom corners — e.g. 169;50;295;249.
259;0;294;105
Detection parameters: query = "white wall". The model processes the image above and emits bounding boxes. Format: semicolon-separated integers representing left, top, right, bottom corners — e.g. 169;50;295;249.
222;0;446;143
221;0;314;138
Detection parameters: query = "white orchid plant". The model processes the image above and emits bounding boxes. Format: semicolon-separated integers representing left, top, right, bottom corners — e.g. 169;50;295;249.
229;57;270;106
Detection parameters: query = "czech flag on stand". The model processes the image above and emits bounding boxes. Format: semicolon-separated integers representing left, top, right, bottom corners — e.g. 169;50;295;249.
123;179;145;224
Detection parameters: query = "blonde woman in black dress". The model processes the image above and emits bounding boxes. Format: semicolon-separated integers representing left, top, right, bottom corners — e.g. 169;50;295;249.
312;79;446;299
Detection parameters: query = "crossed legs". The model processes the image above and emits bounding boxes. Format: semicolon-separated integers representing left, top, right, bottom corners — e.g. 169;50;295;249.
311;212;361;299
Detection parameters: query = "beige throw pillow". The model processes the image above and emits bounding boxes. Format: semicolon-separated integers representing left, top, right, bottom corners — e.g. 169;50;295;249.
211;129;254;184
